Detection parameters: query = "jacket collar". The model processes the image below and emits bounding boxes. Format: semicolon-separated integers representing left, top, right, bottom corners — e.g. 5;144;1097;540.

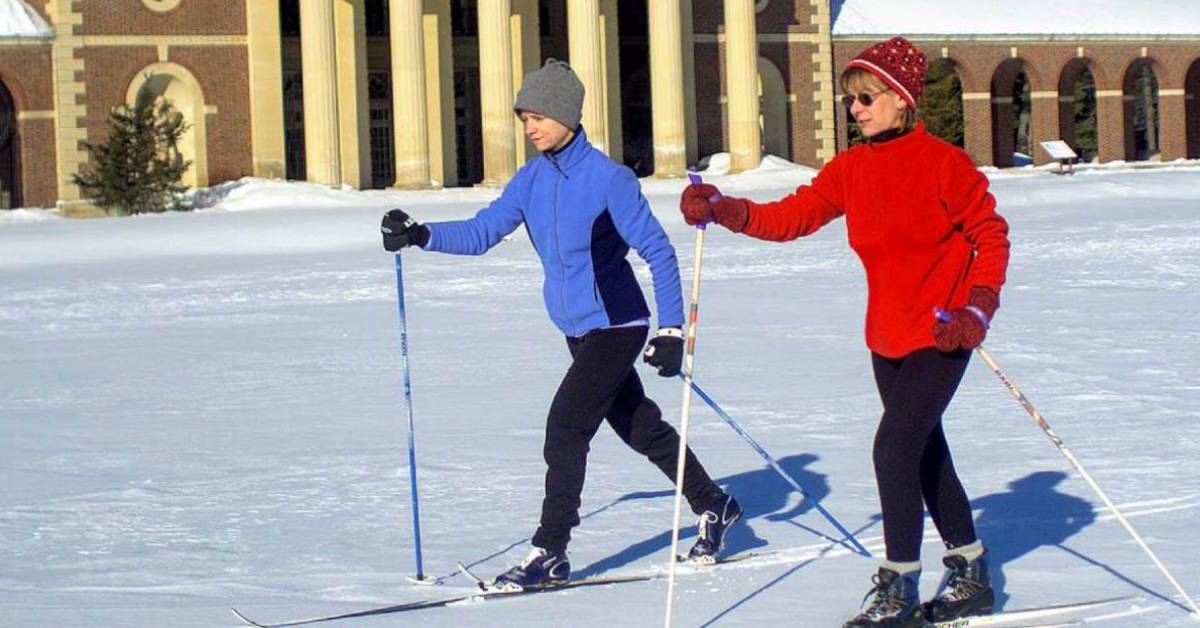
544;125;590;175
866;121;925;149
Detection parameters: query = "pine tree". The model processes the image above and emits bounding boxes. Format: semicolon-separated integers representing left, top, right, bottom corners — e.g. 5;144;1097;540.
921;59;964;147
73;90;191;216
1072;71;1098;162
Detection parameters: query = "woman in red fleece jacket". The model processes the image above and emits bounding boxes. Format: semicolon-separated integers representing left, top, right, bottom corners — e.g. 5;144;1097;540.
680;37;1009;628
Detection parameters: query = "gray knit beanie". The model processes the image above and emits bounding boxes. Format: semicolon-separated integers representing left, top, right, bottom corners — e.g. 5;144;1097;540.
513;58;585;130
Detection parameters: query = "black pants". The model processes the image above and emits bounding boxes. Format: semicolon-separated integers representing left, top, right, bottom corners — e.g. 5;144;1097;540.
871;348;978;563
531;326;724;553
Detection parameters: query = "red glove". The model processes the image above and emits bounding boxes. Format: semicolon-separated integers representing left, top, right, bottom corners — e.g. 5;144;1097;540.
679;183;750;232
933;286;1000;352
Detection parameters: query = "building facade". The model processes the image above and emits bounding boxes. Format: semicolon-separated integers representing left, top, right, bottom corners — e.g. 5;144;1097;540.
0;0;1198;213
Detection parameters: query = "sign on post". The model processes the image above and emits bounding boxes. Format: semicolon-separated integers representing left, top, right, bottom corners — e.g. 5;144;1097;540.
1039;140;1079;175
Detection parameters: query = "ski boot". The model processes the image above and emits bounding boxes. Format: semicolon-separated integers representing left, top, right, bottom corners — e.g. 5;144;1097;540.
844;567;928;628
490;546;570;592
923;551;994;622
687;494;742;564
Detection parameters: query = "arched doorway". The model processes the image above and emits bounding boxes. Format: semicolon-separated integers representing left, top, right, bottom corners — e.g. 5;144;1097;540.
0;78;17;209
757;58;788;159
991;59;1033;167
1186;58;1200;159
126;63;209;188
924;58;964;147
1059;59;1098;163
1123;59;1160;161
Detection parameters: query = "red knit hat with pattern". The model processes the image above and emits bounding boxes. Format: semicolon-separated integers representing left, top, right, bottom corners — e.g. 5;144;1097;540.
845;36;927;110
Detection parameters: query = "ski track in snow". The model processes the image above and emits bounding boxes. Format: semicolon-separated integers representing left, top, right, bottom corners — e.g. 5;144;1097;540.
1;168;1198;626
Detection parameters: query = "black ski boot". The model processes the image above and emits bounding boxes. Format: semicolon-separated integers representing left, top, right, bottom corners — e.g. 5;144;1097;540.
490;546;570;592
687;494;742;564
844;568;928;628
923;551;994;622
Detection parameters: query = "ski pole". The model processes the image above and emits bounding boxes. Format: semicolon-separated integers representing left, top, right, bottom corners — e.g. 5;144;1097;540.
394;253;433;585
664;173;714;628
935;308;1200;618
680;375;872;558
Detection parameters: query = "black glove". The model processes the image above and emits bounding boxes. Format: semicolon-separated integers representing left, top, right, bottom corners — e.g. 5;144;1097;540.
642;327;684;377
381;209;431;251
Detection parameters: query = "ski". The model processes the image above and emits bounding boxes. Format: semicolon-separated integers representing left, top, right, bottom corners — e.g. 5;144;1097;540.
230;572;656;627
929;595;1137;627
230;545;848;627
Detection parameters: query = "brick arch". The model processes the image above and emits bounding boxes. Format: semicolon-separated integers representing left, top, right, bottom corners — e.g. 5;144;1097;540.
1064;57;1115;92
1057;58;1101;161
0;68;31;113
992;56;1046;93
1186;57;1200;159
1121;57;1165;161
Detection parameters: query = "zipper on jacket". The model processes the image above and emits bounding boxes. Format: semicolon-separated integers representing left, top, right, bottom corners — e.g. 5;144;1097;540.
552;170;577;336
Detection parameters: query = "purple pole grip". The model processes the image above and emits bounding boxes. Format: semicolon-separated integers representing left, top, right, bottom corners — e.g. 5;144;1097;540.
933;307;953;324
686;172;720;230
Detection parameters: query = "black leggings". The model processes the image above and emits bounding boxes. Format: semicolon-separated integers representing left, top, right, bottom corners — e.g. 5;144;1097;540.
871;348;978;563
532;326;723;554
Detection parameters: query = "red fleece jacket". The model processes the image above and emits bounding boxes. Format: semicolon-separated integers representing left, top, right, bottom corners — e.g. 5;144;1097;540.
742;123;1010;358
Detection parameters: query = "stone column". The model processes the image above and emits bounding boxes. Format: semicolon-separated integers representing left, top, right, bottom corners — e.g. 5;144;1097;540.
423;0;456;187
299;0;342;185
810;0;837;164
568;0;607;153
648;0;686;177
600;0;622;163
724;0;760;172
1096;89;1124;163
681;0;698;165
512;0;542;165
1030;91;1059;166
391;0;432;188
335;0;370;188
245;0;285;178
478;0;517;186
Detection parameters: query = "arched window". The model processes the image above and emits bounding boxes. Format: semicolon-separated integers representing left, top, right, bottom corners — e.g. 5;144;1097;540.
1058;59;1098;163
757;58;789;159
126;63;210;189
0;79;18;209
991;59;1033;167
1123;59;1160;161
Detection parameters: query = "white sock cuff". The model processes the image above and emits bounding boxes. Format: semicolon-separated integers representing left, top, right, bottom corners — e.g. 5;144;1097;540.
947;540;984;562
881;559;922;575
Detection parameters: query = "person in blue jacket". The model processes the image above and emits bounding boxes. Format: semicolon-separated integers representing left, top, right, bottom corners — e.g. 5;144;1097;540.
381;59;741;590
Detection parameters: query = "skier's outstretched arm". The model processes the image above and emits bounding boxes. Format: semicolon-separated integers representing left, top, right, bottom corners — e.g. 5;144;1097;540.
381;172;527;256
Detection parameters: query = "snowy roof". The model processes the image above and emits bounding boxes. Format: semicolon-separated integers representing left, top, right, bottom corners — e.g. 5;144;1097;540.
0;0;53;39
832;0;1200;37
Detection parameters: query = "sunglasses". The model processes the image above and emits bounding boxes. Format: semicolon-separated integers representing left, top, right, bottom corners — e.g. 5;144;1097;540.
841;88;891;109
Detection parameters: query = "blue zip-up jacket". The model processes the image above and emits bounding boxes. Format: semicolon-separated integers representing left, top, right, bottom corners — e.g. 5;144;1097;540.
423;127;685;337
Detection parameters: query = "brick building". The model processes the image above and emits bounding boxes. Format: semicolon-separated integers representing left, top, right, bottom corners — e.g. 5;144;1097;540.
0;1;1197;214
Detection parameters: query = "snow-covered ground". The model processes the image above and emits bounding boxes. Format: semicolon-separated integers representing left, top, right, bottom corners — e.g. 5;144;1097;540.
2;162;1198;627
